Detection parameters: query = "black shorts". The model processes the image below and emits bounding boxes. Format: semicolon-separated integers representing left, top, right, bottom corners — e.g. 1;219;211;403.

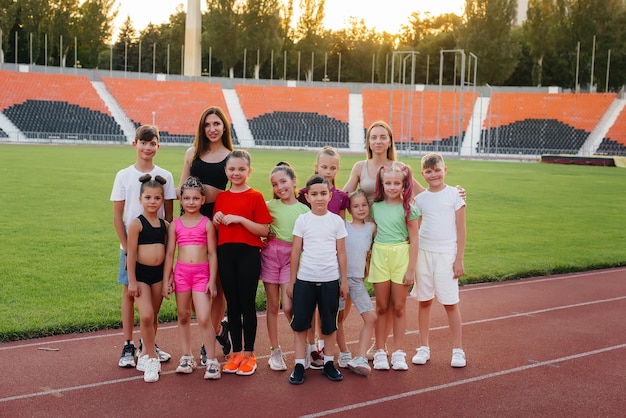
290;279;340;335
135;262;164;286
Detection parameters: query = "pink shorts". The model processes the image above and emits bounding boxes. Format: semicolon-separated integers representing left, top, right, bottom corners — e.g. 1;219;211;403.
260;239;292;285
174;261;210;293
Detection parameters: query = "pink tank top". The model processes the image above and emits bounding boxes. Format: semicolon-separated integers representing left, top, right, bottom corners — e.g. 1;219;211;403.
175;216;209;246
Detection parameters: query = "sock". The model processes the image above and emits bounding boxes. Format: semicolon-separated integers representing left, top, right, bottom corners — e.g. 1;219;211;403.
324;355;334;364
295;359;305;366
318;339;325;351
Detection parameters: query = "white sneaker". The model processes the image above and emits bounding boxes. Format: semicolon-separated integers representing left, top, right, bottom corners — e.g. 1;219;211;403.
451;348;466;368
155;345;171;362
412;346;431;365
136;354;148;372
373;349;390;370
204;358;222;380
268;347;287;371
143;357;161;383
391;350;408;371
347;356;371;376
176;355;197;374
338;351;352;368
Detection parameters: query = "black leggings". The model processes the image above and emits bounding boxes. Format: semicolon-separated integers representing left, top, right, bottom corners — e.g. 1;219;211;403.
217;243;261;353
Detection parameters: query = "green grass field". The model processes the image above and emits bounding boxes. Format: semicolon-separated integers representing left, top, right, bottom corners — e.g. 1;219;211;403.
0;144;624;342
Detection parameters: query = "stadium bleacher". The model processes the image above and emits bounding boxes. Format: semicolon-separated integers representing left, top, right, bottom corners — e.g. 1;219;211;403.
0;71;124;141
478;92;615;155
362;89;477;153
235;85;350;148
103;78;235;144
2;68;626;158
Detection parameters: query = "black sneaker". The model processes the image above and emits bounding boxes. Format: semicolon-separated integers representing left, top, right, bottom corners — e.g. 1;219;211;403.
216;320;232;356
200;344;208;367
118;342;136;368
321;361;343;382
289;363;305;385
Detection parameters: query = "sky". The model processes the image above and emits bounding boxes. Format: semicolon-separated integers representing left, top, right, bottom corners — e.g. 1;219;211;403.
113;0;466;37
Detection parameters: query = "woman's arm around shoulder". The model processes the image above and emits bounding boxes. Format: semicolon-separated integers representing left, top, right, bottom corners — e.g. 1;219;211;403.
342;160;365;193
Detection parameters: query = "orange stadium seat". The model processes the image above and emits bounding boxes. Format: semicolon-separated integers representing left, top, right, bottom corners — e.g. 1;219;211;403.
0;70;123;140
235;85;350;148
479;92;616;154
362;89;477;151
102;77;230;141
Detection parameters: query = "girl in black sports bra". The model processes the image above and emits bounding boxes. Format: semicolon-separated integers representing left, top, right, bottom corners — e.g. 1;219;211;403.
126;174;169;382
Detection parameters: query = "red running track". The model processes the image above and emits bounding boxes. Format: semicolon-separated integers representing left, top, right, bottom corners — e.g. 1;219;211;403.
1;268;625;417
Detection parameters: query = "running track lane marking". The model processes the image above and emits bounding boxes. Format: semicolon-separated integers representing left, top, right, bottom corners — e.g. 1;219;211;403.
300;343;626;418
3;268;623;351
1;295;624;404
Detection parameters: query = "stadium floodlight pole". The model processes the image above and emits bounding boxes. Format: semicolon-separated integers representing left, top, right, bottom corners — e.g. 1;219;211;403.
243;48;246;81
590;35;596;91
109;42;112;77
605;49;611;93
575;41;580;93
139;40;142;74
270;49;274;83
74;37;77;75
338;52;341;85
124;41;127;78
59;35;62;72
153;43;156;75
469;52;478;95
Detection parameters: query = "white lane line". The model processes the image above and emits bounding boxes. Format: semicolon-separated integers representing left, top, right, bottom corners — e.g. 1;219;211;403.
300;343;626;418
460;267;626;293
2;295;624;404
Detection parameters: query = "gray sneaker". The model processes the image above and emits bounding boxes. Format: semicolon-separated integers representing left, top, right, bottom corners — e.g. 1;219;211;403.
347;356;371;376
118;342;136;368
204;359;222;380
268;347;287;371
338;351;352;368
176;355;197;374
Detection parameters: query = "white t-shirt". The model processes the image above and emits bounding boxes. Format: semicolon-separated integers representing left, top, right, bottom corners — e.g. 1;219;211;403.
413;185;465;254
110;164;176;230
292;211;348;282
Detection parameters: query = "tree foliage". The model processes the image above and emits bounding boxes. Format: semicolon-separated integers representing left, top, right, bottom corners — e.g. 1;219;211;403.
2;0;626;89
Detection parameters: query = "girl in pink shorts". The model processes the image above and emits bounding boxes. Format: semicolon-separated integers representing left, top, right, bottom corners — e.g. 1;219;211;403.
163;176;221;380
261;163;309;371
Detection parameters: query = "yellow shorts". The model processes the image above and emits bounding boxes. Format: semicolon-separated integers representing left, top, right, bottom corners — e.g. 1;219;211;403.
367;242;410;285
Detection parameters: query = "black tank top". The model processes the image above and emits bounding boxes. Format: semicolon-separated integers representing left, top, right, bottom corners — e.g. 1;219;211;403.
137;215;166;245
190;156;229;217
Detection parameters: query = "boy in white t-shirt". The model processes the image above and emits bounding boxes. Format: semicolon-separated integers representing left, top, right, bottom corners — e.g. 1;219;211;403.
111;125;176;368
410;152;467;368
287;175;348;385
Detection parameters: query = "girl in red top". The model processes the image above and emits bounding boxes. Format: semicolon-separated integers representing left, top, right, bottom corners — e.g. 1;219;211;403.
213;150;272;376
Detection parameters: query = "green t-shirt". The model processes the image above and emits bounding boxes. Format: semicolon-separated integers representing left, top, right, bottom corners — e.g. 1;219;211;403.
370;201;419;244
266;199;310;242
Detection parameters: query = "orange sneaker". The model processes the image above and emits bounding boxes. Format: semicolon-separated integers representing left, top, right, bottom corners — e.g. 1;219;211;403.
223;352;244;374
236;354;257;376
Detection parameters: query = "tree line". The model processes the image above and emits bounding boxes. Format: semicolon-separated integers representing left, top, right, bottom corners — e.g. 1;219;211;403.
1;0;625;90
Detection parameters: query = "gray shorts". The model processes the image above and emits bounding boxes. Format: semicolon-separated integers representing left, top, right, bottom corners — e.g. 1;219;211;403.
339;277;374;314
